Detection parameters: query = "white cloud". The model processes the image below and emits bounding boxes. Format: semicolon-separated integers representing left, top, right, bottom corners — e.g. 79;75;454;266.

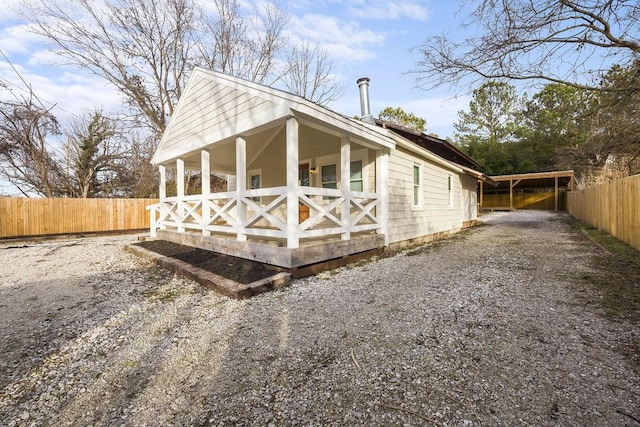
0;0;25;24
0;61;123;124
0;23;46;55
288;13;385;61
342;0;431;21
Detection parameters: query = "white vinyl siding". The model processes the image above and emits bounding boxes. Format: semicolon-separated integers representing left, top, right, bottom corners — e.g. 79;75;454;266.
161;75;276;153
386;146;467;244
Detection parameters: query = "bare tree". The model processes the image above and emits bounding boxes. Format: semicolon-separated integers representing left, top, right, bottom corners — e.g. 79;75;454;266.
110;132;159;197
196;0;288;85
412;0;640;93
0;96;65;197
279;42;345;105
24;0;196;135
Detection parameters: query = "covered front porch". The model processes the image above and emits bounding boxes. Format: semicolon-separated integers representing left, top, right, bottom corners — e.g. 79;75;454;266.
149;116;391;268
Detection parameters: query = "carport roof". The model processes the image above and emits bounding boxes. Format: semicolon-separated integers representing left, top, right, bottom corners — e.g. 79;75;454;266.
489;171;575;191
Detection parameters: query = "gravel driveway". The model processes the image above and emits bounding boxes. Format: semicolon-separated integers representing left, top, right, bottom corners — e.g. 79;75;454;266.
0;211;638;426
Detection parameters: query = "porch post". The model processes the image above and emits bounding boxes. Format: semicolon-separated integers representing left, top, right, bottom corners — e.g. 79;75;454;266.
159;166;167;199
176;159;185;232
340;136;351;240
286;117;300;249
236;137;247;241
201;149;211;236
157;165;167;233
376;149;389;246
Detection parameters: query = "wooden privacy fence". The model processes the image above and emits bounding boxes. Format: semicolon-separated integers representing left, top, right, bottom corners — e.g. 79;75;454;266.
567;174;640;251
0;198;159;239
483;192;567;210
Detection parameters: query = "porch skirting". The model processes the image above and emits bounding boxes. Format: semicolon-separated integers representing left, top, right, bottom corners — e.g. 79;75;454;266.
156;229;385;269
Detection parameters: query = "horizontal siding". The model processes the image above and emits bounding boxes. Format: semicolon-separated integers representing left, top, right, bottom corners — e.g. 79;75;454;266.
461;174;478;222
387;147;468;244
160;77;276;153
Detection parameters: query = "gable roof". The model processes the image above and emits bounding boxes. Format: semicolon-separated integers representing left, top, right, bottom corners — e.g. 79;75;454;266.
152;67;394;165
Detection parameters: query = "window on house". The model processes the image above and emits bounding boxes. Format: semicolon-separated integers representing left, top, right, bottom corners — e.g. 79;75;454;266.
321;164;337;190
413;164;421;207
350;160;363;192
448;175;454;207
248;170;261;202
321;164;337;200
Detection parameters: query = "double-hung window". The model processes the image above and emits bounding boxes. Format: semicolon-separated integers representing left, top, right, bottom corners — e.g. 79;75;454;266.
413;164;421;207
248;169;261;202
350;160;363;192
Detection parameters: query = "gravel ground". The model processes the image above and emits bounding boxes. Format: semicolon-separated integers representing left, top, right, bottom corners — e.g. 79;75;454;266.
0;211;638;426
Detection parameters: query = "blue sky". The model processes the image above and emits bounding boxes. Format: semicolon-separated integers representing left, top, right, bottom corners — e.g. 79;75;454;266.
0;0;472;140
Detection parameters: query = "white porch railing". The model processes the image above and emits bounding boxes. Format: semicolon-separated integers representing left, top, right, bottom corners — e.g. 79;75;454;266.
149;186;381;244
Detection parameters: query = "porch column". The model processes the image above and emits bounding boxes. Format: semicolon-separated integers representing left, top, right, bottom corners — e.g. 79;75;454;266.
376;149;389;246
479;180;484;213
236;137;247;242
286;117;300;249
340;136;351;240
176;159;185;232
158;165;167;232
201;149;211;236
159;166;167;199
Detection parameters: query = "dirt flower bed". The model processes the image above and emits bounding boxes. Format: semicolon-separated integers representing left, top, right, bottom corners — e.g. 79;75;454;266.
133;239;278;284
0;211;638;426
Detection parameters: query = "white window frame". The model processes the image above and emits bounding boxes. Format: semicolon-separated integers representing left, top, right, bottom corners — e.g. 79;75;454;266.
448;175;454;207
349;159;364;192
247;168;262;202
413;163;422;208
316;150;369;193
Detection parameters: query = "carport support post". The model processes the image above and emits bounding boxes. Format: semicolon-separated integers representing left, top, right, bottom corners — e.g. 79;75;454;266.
286;118;300;249
554;176;559;211
176;159;185;232
201;149;211;236
341;136;351;241
236;137;247;242
509;179;513;210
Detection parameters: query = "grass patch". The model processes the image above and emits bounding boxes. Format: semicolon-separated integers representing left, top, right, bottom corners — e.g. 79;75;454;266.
569;218;640;320
573;220;640;265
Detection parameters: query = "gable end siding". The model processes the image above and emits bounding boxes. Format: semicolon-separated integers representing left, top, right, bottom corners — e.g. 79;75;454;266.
159;74;278;155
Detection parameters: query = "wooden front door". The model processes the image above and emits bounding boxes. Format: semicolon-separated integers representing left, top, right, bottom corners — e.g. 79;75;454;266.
298;163;310;223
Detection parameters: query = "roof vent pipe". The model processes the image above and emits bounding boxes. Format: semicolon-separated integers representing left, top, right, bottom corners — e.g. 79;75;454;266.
357;77;375;124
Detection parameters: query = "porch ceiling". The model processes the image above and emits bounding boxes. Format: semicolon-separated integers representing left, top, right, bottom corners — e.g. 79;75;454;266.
162;121;374;172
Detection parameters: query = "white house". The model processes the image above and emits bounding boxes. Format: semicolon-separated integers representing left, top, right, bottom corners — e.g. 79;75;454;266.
149;67;493;269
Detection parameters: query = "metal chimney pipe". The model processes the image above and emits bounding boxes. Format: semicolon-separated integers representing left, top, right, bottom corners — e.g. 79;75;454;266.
357;77;375;124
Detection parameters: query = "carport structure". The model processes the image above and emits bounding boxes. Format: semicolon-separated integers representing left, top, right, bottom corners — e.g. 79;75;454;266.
480;171;575;211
